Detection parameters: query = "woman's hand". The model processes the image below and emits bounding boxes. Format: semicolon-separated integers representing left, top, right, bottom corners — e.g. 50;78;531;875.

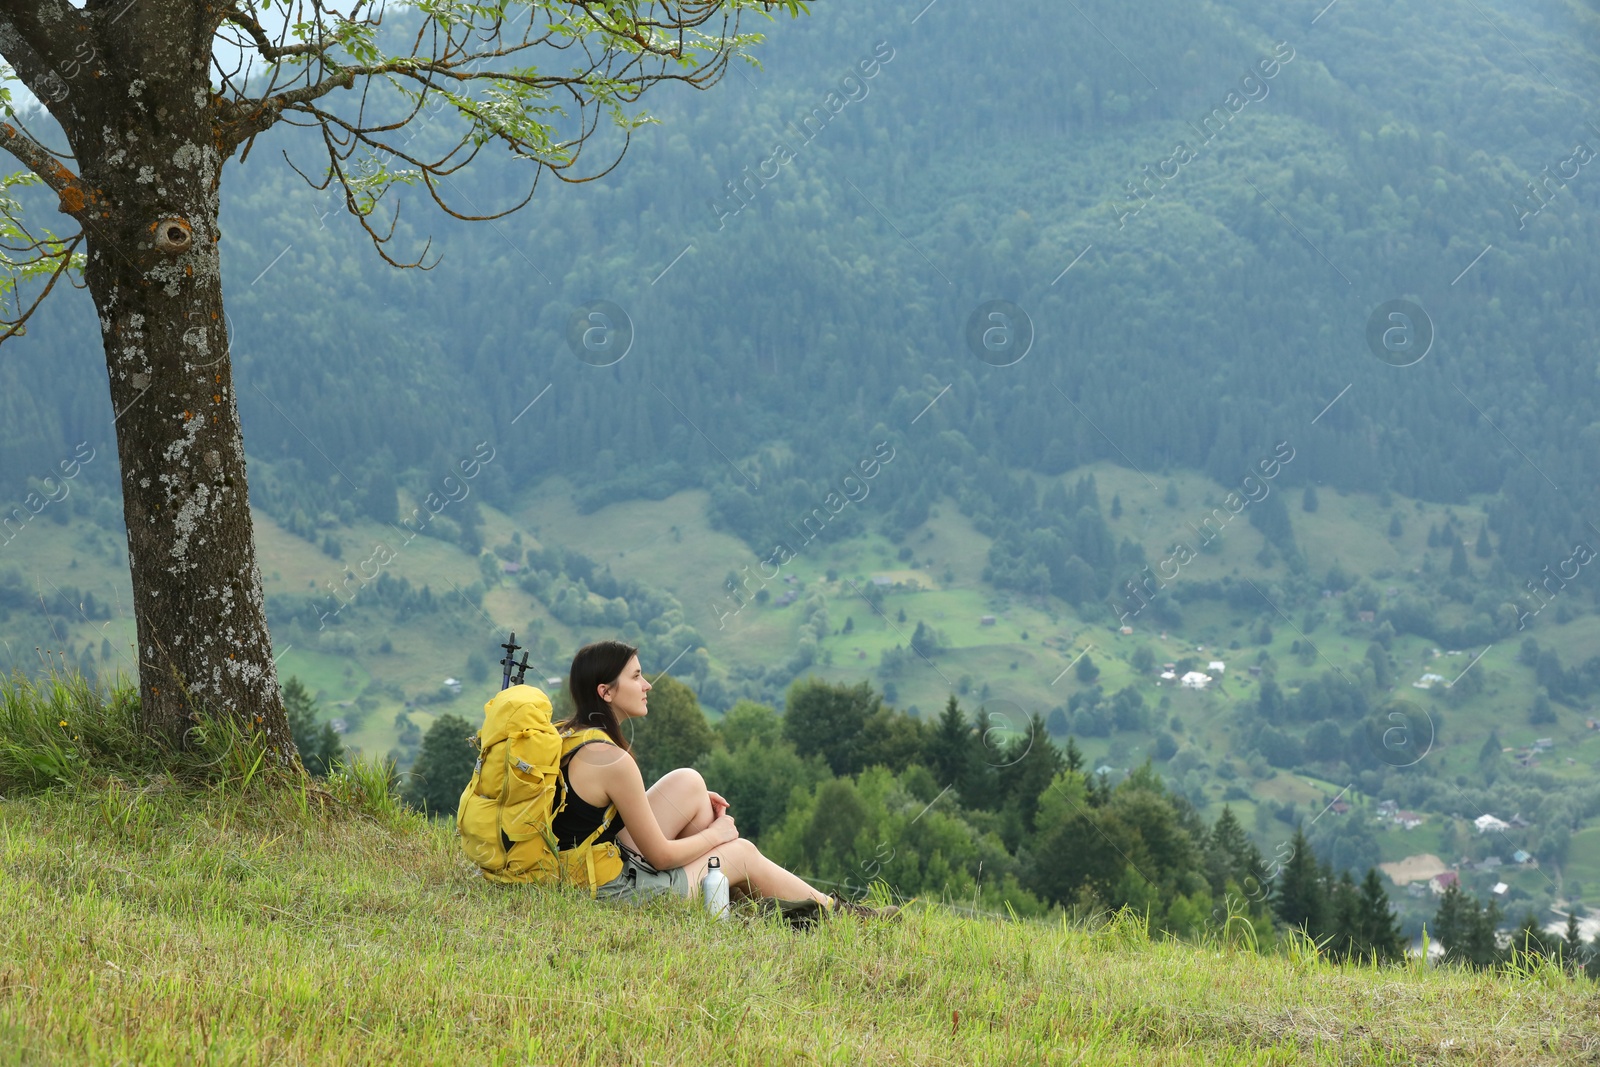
709;813;740;845
708;790;729;821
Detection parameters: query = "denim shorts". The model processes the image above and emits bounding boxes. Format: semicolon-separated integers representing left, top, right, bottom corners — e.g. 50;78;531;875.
594;848;691;904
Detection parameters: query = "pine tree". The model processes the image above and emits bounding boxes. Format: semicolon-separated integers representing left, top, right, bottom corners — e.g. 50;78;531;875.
961;705;1002;810
1478;730;1503;783
1301;484;1319;513
1076;653;1100;683
359;461;400;523
1432;883;1468;957
282;677;344;778
1255;678;1284;719
1063;735;1085;774
1084;767;1112;807
1248;492;1299;557
1366;642;1394;689
1387;513;1403;539
1450;537;1470;577
1563;910;1585;973
1463;896;1503;969
1110;494;1123;520
999;714;1064;832
1356;868;1405;963
402;713;476;816
1329;870;1360;960
1073;474;1101;513
1273;826;1327;934
925;694;980;795
1434;883;1505;968
1475;521;1493;558
1206;805;1268;905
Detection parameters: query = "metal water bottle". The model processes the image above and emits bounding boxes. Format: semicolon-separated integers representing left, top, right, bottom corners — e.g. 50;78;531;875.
701;856;730;920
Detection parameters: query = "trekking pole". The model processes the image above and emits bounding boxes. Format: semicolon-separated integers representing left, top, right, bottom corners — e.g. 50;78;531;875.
499;632;521;691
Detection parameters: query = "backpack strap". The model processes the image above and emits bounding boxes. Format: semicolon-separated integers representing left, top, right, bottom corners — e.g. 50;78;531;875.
551;727;605;815
561;737;611;770
555;730;622;896
493;732;520;848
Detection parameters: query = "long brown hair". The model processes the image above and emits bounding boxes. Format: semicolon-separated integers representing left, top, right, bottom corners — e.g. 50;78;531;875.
557;640;638;755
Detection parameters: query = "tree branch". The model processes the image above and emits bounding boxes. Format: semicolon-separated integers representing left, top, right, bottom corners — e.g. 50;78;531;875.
219;69;358;158
0;230;82;342
209;2;799;263
218;3;318;63
0;119;88;217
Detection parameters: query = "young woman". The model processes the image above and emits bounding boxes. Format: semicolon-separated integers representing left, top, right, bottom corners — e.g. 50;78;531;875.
550;639;895;918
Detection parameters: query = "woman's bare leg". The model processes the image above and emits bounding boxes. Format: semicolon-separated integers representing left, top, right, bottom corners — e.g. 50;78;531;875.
611;770;831;904
682;838;832;905
616;768;715;855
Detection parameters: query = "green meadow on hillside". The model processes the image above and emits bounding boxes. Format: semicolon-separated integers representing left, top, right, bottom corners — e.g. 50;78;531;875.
4;778;1597;1067
10;462;1596;782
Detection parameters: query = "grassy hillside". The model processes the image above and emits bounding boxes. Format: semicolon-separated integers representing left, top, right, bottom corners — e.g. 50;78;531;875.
525;465;1599;798
3;780;1595;1066
7;458;1599;938
12;458;1595;760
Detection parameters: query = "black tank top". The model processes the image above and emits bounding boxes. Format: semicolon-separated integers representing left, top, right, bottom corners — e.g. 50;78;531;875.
550;741;624;850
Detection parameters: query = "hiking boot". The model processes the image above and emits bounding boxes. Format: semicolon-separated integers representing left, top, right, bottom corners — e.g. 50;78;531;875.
735;896;828;930
828;898;902;923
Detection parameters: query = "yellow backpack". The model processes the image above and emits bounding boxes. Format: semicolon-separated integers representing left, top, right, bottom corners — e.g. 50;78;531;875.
455;684;626;894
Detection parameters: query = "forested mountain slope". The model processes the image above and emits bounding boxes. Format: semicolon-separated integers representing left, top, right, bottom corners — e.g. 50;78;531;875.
4;0;1598;583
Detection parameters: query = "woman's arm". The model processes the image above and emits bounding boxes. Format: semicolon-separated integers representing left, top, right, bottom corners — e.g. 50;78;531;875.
588;747;737;870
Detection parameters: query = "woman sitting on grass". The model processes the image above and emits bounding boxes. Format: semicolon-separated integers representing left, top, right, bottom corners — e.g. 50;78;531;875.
551;639;896;920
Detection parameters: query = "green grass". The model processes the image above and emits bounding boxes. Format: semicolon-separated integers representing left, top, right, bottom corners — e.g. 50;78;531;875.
271;647;372;709
6;781;1599;1066
1376;824;1446;866
1565;827;1600;890
3;659;1597;1065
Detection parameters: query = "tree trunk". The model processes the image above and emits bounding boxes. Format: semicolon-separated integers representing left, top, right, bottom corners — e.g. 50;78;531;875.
66;2;294;762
